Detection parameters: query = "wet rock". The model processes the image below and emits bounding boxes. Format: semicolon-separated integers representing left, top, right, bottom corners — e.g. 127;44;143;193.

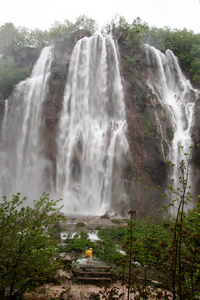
90;292;98;299
55;269;73;283
60;290;75;300
13;47;41;71
57;253;73;269
104;209;118;217
80;291;96;299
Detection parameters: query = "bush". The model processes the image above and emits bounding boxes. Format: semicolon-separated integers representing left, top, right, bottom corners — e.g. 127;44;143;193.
76;222;86;228
0;193;66;298
111;219;121;224
62;238;93;253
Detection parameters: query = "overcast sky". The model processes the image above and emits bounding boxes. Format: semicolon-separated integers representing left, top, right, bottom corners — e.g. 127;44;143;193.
0;0;199;33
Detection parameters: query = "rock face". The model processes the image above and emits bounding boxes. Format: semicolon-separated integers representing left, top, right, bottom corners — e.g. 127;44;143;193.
1;32;200;218
13;47;41;72
117;37;169;216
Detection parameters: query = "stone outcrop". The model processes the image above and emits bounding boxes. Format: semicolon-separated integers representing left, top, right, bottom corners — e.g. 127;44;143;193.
13;47;41;72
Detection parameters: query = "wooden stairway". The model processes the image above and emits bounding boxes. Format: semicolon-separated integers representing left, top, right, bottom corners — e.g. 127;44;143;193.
73;265;112;282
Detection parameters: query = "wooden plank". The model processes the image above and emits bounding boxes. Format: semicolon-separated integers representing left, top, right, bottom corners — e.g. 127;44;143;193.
79;265;111;269
75;271;111;275
78;277;111;281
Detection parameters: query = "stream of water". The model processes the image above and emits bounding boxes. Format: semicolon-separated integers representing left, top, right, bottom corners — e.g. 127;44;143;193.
0;46;54;201
145;44;199;193
55;35;130;215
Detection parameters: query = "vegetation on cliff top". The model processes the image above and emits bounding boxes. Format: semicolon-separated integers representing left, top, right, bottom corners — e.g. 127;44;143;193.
0;14;200;99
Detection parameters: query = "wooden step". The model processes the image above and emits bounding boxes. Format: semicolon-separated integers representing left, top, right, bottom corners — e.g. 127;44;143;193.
79;265;111;269
77;276;111;281
75;271;111;275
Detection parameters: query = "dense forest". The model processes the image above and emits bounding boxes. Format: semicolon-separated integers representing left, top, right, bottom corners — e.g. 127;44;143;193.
0;15;200;100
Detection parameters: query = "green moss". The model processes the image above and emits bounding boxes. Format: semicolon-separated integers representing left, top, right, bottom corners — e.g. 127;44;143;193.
139;112;157;139
146;121;155;137
100;215;110;219
167;127;174;141
111;219;121;224
76;222;86;228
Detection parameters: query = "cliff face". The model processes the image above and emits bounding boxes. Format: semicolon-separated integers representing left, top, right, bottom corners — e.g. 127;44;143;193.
1;32;200;217
117;37;169;216
117;35;200;216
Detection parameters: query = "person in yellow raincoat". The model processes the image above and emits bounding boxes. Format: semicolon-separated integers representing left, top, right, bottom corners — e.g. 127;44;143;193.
85;247;92;266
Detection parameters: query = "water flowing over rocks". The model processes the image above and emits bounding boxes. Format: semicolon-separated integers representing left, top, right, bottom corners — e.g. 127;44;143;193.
0;31;200;217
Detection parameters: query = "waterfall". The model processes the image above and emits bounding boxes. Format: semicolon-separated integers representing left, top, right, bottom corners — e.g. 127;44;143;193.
56;35;130;215
0;46;53;201
145;44;199;192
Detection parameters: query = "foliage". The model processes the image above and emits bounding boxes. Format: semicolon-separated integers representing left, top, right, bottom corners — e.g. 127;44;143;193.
111;219;121;224
76;222;86;228
0;193;66;299
95;239;124;263
46;15;98;44
96;146;200;299
0;16;98;99
154;146;200;299
0;23;26;55
61;237;93;253
134;146;200;299
0;16;200;100
109;15;200;87
0;16;98;56
167;127;174;141
0;57;28;98
98;226;128;242
100;214;110;219
97;221;169;266
143;26;200;87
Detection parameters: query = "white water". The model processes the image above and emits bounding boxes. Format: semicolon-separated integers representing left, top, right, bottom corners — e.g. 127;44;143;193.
145;45;199;189
0;47;53;200
60;231;101;241
55;35;130;215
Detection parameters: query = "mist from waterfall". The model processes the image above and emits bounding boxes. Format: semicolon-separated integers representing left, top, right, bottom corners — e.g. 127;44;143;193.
145;44;199;191
55;35;130;215
0;46;54;201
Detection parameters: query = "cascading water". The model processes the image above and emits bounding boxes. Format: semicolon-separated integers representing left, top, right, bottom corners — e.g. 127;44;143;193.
56;35;130;215
145;44;199;191
0;46;54;201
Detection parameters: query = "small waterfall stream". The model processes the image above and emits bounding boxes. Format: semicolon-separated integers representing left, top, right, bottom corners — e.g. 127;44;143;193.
0;46;53;200
145;44;199;189
55;35;130;215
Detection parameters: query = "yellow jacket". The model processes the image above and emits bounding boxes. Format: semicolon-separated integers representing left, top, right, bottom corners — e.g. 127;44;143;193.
85;248;92;257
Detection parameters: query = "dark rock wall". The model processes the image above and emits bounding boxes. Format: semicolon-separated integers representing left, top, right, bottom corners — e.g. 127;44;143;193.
13;47;41;72
117;38;169;216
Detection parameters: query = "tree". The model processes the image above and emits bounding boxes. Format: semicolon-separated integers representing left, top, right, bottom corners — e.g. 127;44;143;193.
0;23;19;55
0;193;66;299
102;146;200;299
0;57;28;98
74;15;98;34
48;15;98;44
154;145;200;299
143;26;200;87
29;28;49;48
